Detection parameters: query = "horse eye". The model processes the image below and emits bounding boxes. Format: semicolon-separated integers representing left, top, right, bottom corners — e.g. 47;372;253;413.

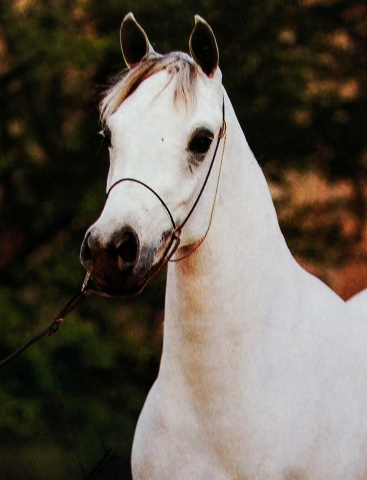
100;127;112;149
188;130;214;156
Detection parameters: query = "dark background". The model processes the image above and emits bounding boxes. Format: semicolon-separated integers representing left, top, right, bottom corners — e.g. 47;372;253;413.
0;0;366;478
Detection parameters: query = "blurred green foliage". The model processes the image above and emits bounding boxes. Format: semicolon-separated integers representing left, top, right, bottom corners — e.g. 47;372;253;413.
0;0;366;478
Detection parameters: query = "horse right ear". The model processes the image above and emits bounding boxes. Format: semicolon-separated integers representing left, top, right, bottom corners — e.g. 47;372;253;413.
189;15;219;78
120;13;154;69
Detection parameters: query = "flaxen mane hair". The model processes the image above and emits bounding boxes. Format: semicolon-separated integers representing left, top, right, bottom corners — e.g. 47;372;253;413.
100;52;199;124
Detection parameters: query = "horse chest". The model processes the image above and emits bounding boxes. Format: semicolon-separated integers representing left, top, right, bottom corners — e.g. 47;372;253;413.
131;375;300;480
132;329;367;480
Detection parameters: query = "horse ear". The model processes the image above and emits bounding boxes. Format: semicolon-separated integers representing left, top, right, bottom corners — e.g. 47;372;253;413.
189;15;219;78
120;13;154;69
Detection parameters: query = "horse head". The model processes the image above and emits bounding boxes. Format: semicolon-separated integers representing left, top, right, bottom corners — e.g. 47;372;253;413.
80;13;225;295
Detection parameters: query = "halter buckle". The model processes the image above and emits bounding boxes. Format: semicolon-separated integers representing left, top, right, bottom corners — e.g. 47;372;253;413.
219;121;227;139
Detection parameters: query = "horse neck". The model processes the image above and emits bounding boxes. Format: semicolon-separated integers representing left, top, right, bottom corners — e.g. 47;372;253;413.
161;91;295;389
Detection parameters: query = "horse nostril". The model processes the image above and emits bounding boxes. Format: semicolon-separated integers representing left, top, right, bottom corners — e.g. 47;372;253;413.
80;231;95;267
81;233;93;262
80;228;106;267
115;229;140;266
80;226;140;276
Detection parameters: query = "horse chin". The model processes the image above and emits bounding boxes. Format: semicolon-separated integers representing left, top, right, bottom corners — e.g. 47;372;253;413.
89;255;155;298
90;271;150;298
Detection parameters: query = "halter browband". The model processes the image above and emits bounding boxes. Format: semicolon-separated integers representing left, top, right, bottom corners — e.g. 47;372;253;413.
105;97;226;279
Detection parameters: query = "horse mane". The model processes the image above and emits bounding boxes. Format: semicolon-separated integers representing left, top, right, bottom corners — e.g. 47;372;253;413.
100;52;198;123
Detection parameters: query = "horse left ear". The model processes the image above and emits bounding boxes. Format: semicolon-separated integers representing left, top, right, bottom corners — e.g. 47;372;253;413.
189;15;219;78
120;12;155;69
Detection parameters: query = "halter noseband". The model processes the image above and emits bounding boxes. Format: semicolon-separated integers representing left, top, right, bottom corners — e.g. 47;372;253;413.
107;177;176;231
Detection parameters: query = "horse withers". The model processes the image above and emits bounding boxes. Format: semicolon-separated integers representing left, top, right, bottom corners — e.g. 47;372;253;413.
81;13;367;480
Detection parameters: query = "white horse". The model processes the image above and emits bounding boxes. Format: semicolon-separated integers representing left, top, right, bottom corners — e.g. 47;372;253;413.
81;13;367;480
348;289;367;315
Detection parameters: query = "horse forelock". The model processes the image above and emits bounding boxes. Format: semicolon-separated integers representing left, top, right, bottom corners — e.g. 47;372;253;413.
100;52;198;124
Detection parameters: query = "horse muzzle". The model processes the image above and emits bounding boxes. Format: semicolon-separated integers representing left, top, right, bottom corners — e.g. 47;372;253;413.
80;225;155;295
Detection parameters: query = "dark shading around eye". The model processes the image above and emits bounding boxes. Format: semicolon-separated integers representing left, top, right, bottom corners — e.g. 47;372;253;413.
188;129;214;156
101;126;112;149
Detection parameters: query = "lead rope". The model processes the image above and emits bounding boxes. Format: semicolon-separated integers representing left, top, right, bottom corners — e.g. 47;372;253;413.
0;272;92;368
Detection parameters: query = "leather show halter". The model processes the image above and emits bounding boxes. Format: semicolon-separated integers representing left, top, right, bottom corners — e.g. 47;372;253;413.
0;99;226;368
106;97;226;270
